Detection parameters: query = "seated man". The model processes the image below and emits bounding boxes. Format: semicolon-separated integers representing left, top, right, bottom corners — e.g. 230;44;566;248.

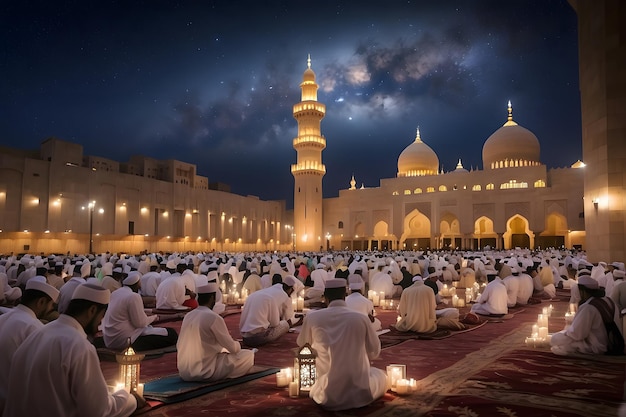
551;276;623;356
296;279;387;411
103;272;178;352
470;273;508;316
177;283;255;381
396;276;462;333
345;276;381;331
239;276;301;347
155;274;188;310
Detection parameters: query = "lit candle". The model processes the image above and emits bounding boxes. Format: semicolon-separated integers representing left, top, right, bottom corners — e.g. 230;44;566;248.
452;295;459;307
288;381;299;398
372;292;380;307
396;315;401;323
569;303;577;314
542;307;549;316
409;378;417;392
276;368;291;387
292;297;297;311
465;288;472;303
297;296;304;311
452;281;458;288
538;326;549;340
457;298;465;308
395;379;410;395
136;383;144;397
380;291;385;301
442;284;448;297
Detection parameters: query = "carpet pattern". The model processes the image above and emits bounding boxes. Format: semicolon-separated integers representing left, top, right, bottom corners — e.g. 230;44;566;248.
380;320;488;348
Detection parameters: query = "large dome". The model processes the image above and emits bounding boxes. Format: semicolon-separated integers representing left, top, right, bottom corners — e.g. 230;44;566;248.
482;102;541;170
397;128;439;177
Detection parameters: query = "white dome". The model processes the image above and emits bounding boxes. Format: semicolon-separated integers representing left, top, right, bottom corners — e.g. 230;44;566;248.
397;128;439;177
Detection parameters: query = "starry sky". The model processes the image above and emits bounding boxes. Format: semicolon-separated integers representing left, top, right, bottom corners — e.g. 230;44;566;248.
1;0;581;209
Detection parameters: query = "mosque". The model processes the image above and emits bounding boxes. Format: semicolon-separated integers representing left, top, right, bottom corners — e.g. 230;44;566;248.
292;59;586;253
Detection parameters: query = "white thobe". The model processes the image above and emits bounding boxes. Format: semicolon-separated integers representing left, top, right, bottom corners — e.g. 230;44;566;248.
3;315;136;417
155;276;187;310
502;275;520;307
345;292;381;331
551;297;622;355
396;281;437;333
177;306;254;381
516;274;534;304
103;286;159;350
0;273;21;304
471;278;508;315
239;284;293;334
296;300;387;411
369;271;394;296
139;271;161;297
0;305;43;412
610;280;626;312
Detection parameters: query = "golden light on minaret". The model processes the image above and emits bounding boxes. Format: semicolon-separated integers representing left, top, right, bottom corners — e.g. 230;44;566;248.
292;55;326;251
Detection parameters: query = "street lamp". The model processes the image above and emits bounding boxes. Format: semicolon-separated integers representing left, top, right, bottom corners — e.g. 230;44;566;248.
82;201;96;254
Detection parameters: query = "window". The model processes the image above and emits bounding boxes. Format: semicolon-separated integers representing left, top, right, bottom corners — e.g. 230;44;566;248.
392;191;399;196
404;189;412;195
500;180;528;189
438;185;447;192
486;183;495;190
414;188;422;194
426;187;435;193
534;179;546;188
338;221;344;229
472;184;481;191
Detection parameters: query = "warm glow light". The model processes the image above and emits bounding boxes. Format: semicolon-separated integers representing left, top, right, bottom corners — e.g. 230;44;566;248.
197;236;201;240
98;208;104;214
32;198;40;205
162;211;168;217
141;207;148;214
166;235;171;239
242;217;247;224
302;234;308;242
228;217;233;223
144;234;149;237
44;230;50;233
185;212;192;217
23;229;29;233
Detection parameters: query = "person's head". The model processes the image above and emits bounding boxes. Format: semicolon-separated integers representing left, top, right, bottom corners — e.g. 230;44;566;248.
176;263;187;274
282;276;297;296
65;283;110;336
577;276;605;302
196;283;218;308
324;279;346;302
122;271;141;292
271;273;283;285
22;278;59;319
487;273;498;283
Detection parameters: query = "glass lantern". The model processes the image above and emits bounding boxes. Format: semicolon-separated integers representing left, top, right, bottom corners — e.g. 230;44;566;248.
116;340;145;393
294;343;317;395
386;364;406;392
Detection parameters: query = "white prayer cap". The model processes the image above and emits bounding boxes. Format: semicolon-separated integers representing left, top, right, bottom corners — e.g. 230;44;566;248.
123;271;141;286
85;277;101;286
197;283;219;294
80;261;91;277
166;260;177;269
71;283;110;305
283;275;297;287
412;275;423;282
316;263;326;269
578;275;599;290
349;281;363;290
614;270;625;279
325;278;346;289
112;267;123;274
26;278;60;302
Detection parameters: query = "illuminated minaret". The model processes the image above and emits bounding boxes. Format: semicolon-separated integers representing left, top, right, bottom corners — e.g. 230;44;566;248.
292;55;325;251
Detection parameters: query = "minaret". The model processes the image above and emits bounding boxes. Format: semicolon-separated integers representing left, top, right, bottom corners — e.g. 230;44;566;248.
292;55;326;251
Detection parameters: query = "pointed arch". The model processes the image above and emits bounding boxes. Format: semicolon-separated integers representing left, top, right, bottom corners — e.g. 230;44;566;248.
439;212;460;249
399;209;431;250
373;220;389;237
537;212;568;248
503;214;535;249
473;216;497;249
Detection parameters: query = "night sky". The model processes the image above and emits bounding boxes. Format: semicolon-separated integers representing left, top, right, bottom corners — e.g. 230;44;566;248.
1;1;581;209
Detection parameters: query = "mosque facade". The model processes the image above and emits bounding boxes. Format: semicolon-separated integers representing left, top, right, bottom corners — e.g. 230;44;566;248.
293;61;586;253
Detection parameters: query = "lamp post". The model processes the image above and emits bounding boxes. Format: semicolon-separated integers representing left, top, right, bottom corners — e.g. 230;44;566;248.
82;201;96;254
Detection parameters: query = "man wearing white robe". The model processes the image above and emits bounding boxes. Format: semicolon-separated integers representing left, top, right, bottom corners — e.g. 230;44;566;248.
177;283;254;381
551;276;623;356
516;268;535;305
56;275;86;314
0;278;59;413
155;274;188;310
4;283;144;417
502;271;521;308
345;278;381;331
0;271;21;306
239;276;300;347
470;273;508;315
103;272;178;351
297;279;387;411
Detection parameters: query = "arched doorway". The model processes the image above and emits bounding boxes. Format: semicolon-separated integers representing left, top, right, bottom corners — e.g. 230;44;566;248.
537;212;568;248
503;214;534;249
440;212;461;249
400;209;431;250
473;216;497;250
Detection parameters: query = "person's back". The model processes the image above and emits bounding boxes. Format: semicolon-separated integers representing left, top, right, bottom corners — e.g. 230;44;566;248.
395;280;437;333
155;276;186;309
297;300;385;410
502;274;519;308
516;272;534;304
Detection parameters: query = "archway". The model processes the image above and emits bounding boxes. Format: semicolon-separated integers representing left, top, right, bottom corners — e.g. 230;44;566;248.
440;212;461;250
400;209;431;250
537;212;568;248
373;220;392;250
473;216;497;250
503;214;534;249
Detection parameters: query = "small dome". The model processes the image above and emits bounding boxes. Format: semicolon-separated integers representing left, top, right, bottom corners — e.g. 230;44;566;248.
482;102;541;170
451;159;468;174
397;128;439;177
303;54;316;82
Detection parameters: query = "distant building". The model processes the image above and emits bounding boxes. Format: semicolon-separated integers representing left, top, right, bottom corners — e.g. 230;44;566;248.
292;61;585;252
0;137;289;254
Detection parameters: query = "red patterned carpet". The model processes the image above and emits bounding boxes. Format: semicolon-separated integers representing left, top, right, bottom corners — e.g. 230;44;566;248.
100;297;626;417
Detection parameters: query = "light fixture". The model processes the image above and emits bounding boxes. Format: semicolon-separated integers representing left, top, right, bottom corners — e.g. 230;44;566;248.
116;340;145;395
592;198;599;210
386;364;407;392
294;343;317;395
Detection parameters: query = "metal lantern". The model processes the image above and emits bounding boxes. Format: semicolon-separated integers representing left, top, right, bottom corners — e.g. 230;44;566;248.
116;340;145;393
386;364;407;392
294;343;317;394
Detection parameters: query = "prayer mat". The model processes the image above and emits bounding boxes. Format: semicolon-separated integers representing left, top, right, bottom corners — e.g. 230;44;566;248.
143;365;280;403
380;320;488;349
476;308;525;322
